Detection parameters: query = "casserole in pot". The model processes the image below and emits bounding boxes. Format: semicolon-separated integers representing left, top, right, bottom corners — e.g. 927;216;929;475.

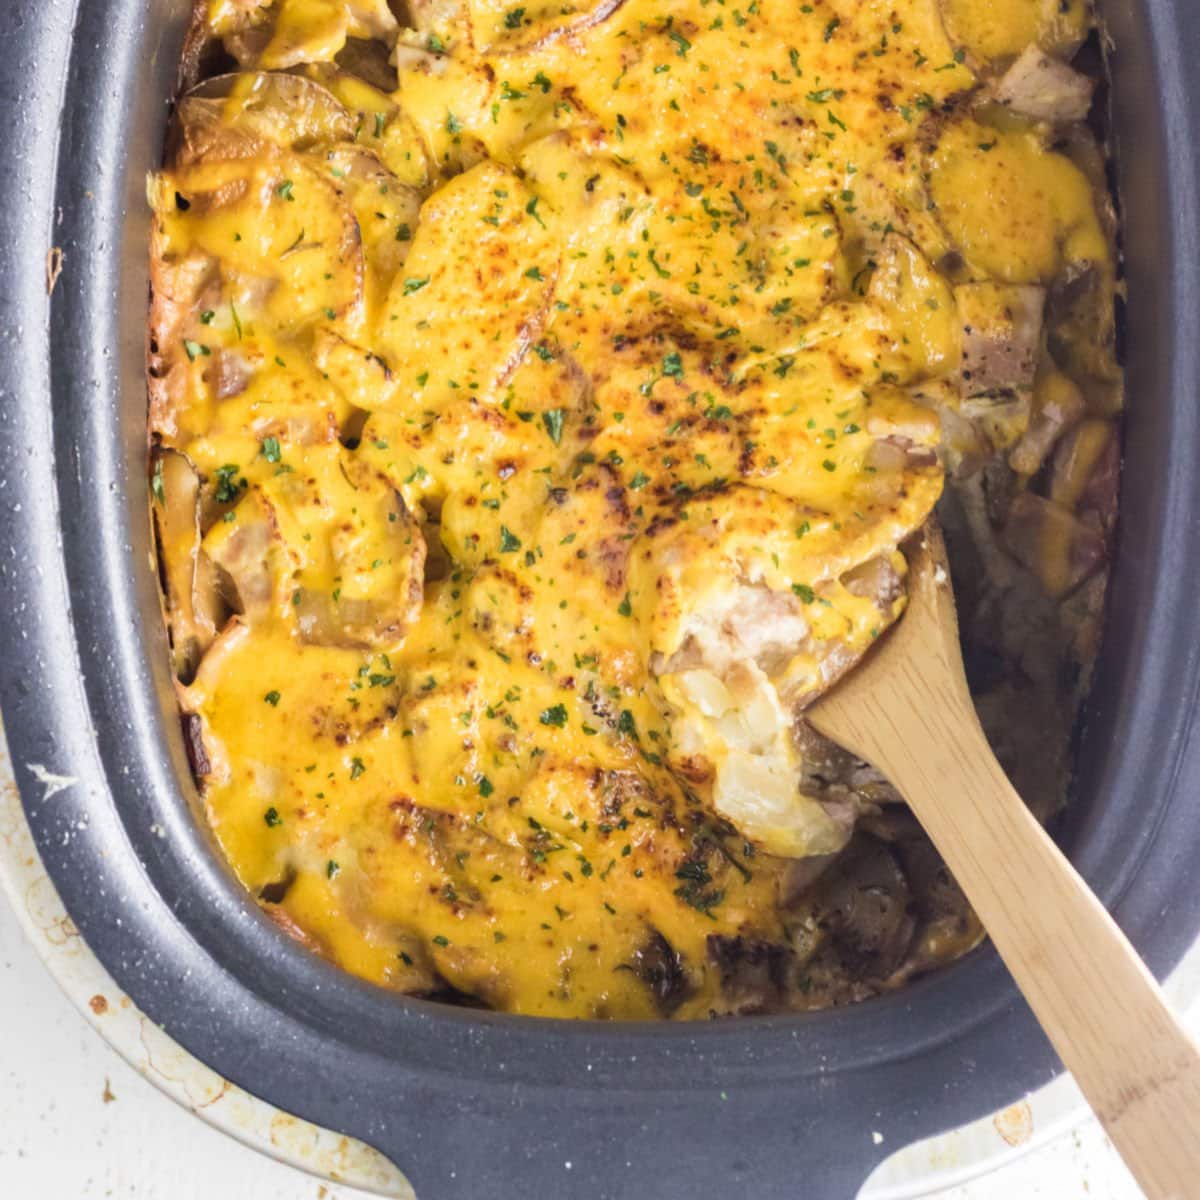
2;0;1200;1194
149;0;1120;1022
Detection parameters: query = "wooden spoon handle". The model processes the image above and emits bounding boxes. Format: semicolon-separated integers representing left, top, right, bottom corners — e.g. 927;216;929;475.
810;679;1200;1199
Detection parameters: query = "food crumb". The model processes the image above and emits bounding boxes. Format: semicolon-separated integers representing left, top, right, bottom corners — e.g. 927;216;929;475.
993;1100;1034;1146
89;993;108;1015
102;1078;115;1104
45;246;63;295
872;1131;884;1145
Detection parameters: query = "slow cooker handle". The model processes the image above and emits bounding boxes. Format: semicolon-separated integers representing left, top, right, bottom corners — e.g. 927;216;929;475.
349;1076;895;1200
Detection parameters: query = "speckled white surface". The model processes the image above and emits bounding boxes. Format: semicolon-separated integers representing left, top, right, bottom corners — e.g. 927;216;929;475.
0;715;1166;1199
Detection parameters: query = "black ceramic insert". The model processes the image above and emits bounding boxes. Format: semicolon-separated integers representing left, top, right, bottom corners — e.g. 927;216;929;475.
2;2;1199;1196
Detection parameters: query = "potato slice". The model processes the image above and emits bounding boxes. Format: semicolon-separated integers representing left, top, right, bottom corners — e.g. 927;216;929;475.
1008;370;1085;476
468;0;626;54
377;160;559;399
660;663;850;860
938;0;1090;66
156;157;364;330
202;485;294;622
318;145;421;304
297;62;433;189
152;448;226;679
1002;491;1105;598
633;485;910;859
147;241;222;440
927;118;1108;284
254;0;398;70
263;449;426;648
201;445;425;648
173;71;357;164
867;234;961;382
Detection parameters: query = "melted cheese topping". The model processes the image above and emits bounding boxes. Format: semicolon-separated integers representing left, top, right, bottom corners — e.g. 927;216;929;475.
150;0;1112;1017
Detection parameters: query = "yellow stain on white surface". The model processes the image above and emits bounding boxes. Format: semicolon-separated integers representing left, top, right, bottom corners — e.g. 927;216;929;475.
993;1101;1035;1148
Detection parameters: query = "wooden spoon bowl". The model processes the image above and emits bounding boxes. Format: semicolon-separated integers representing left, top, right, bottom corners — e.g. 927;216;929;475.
807;523;1200;1200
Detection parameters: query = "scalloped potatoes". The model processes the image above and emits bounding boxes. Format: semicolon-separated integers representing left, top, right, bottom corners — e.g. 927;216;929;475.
150;0;1118;1017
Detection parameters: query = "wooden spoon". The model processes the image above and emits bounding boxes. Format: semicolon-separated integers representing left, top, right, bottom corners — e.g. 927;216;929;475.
807;523;1200;1199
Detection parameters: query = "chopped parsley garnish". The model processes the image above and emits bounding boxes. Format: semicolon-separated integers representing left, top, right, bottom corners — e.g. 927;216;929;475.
499;525;522;552
260;436;281;464
212;464;244;504
264;690;281;706
263;807;281;827
674;858;723;916
542;407;565;445
539;704;568;728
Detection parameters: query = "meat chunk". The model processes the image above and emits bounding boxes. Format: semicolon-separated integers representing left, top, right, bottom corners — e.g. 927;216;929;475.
812;835;916;980
1002;491;1107;598
860;810;984;980
994;46;1095;124
707;935;792;1013
628;929;692;1016
957;283;1045;396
